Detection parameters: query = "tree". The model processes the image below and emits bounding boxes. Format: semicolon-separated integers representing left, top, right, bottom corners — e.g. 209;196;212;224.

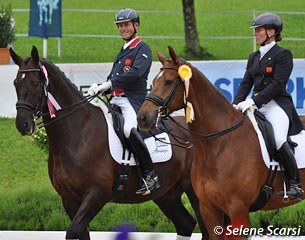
182;0;212;59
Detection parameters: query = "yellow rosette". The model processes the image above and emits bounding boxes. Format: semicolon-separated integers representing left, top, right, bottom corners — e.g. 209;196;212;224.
178;65;195;123
178;64;192;82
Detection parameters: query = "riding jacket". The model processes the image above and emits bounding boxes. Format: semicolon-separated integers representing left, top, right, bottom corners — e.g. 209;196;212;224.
107;37;152;113
233;44;303;135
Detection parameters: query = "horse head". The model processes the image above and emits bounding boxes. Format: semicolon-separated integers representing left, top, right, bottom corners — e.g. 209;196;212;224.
138;46;189;131
11;46;45;135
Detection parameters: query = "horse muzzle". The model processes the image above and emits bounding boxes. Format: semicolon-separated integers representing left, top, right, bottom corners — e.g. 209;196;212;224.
137;110;158;131
15;110;35;135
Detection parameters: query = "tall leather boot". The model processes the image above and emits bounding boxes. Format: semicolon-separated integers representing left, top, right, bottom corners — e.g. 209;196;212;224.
128;128;160;195
278;142;303;199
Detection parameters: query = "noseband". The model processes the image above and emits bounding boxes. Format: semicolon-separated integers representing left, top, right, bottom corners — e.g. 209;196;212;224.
145;67;182;123
16;68;45;118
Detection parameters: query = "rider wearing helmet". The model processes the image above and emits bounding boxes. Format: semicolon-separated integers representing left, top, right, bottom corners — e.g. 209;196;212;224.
233;13;304;199
250;12;283;45
88;8;160;195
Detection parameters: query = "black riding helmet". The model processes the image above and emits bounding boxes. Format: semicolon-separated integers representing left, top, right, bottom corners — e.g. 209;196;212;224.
115;8;140;41
251;13;283;43
114;8;140;25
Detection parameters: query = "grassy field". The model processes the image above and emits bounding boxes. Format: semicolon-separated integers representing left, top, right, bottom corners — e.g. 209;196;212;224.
0;118;184;231
1;0;305;234
2;0;305;62
1;117;305;233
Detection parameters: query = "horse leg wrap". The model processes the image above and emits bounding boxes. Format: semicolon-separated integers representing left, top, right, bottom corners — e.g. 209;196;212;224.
176;235;191;240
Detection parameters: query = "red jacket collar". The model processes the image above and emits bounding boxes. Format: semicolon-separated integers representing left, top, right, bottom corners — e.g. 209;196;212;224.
129;37;142;49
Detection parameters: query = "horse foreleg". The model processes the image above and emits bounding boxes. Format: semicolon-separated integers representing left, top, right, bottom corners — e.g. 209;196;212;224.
154;194;196;239
226;201;251;240
199;200;225;240
64;189;110;240
185;185;209;240
61;197;90;240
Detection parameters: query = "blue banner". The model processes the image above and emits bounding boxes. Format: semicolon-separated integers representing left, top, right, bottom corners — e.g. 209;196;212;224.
190;59;305;115
29;0;62;37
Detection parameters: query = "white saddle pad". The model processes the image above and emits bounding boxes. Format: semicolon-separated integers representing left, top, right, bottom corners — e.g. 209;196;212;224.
96;101;172;166
246;108;305;170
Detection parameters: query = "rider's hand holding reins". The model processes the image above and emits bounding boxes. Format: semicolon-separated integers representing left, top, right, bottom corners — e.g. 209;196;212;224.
87;81;112;96
235;99;255;113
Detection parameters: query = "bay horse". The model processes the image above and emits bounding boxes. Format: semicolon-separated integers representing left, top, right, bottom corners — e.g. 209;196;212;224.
137;46;305;239
10;46;208;240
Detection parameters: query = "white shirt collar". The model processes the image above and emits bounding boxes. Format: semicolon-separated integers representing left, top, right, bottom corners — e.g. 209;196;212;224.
259;41;276;59
123;37;140;49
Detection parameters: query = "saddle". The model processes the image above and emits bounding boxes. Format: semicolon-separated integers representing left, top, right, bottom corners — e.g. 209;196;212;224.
250;109;297;211
106;102;166;193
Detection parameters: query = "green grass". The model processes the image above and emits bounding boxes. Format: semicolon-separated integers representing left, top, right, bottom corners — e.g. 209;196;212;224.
1;117;305;233
2;0;305;62
0;118;196;232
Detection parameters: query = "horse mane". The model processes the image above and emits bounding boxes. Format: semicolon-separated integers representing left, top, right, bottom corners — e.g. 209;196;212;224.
40;59;84;99
190;63;233;108
164;57;232;110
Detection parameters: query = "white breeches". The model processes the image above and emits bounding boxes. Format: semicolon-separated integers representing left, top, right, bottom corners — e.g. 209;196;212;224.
110;96;137;138
259;100;289;150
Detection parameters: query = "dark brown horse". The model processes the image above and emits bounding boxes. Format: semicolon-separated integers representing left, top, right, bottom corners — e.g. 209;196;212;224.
10;46;208;240
137;46;305;239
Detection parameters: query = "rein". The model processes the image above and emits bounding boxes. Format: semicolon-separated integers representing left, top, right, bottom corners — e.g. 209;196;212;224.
145;66;246;141
168;115;246;141
37;95;97;129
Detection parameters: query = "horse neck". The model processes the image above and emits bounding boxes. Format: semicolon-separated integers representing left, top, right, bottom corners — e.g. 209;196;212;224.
188;69;238;133
41;62;87;139
44;62;83;107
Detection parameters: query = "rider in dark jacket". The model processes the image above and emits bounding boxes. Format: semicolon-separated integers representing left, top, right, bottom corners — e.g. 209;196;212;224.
88;8;160;195
233;13;304;199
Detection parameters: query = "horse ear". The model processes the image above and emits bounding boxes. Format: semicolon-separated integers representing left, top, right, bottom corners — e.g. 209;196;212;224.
157;50;167;65
31;45;40;65
10;47;23;66
168;46;182;65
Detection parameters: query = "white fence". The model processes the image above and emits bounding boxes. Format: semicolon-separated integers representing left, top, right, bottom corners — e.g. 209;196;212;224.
14;9;305;53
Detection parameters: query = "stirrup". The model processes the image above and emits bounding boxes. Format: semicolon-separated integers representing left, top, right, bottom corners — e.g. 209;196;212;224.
278;182;304;202
136;175;160;195
136;177;154;195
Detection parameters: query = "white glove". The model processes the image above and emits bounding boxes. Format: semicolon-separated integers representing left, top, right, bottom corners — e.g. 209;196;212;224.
96;81;112;94
86;81;112;96
87;83;98;96
235;99;255;113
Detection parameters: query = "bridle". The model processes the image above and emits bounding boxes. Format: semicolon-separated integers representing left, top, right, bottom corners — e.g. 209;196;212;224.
16;68;45;118
145;67;182;126
15;67;97;128
144;65;246;142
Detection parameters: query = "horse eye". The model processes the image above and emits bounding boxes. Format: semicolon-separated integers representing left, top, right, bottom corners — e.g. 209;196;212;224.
32;81;40;87
165;79;174;85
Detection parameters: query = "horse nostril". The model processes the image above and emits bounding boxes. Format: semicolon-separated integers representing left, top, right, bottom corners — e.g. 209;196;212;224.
23;121;28;128
139;114;147;124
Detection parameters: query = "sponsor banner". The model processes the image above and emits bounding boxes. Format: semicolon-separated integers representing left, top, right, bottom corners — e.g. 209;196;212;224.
1;60;305;117
190;59;305;115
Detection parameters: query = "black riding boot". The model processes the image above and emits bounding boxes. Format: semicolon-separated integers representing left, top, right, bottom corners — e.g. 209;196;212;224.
278;142;303;199
128;128;160;195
